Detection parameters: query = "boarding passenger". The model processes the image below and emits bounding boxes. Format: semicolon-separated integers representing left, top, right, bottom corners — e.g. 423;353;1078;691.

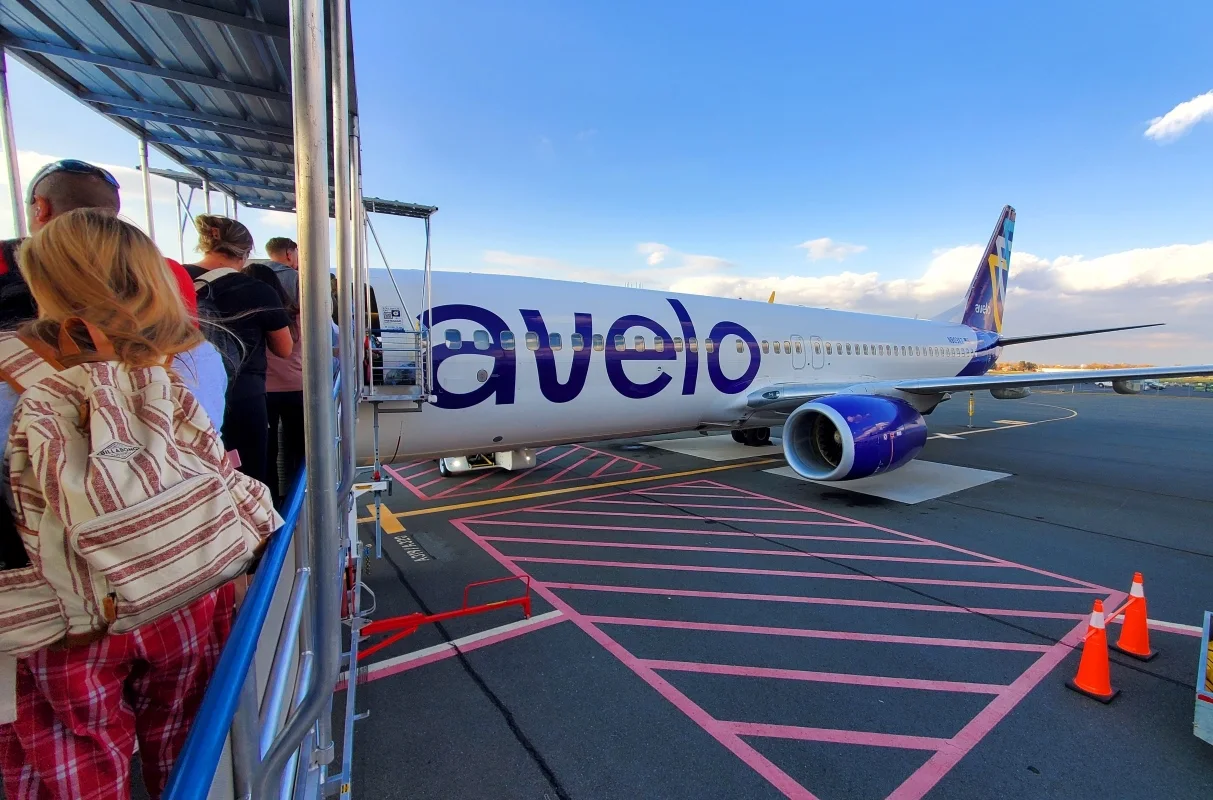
187;215;293;485
0;159;199;326
0;210;279;799
245;259;304;507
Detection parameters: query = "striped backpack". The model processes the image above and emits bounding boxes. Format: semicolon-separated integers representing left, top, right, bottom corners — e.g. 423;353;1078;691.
0;320;282;656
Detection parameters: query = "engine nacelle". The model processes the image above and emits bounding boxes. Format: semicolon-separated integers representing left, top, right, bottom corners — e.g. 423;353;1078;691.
990;387;1031;400
1112;379;1142;395
782;395;928;481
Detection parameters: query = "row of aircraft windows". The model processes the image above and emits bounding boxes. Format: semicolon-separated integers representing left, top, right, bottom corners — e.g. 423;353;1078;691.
443;329;974;359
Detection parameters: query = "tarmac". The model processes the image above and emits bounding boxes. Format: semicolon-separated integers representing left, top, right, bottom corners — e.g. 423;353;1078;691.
342;389;1213;799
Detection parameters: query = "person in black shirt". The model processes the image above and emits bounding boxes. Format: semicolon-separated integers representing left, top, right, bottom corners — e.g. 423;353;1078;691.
186;215;292;485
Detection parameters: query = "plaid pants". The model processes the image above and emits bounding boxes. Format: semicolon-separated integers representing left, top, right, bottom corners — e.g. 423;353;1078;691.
0;582;236;800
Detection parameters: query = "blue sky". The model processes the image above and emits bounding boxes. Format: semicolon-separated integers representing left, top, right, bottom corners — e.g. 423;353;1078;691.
2;0;1211;363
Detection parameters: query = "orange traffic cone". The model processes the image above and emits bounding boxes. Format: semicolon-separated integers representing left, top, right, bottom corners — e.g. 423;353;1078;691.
1112;572;1157;661
1067;599;1118;703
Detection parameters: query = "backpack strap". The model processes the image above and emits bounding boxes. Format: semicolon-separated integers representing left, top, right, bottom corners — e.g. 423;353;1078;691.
192;267;239;291
0;333;62;394
56;318;115;364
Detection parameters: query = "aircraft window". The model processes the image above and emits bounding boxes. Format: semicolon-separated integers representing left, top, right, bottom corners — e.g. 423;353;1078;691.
654;336;665;353
634;335;647;352
571;333;584;351
773;341;781;354
473;330;490;351
444;329;462;350
862;344;869;355
877;344;884;356
705;338;715;353
674;337;684;352
592;334;604;351
835;342;842;354
501;331;515;351
786;341;794;354
525;332;539;351
825;342;832;355
761;340;770;354
845;343;852;355
689;337;698;352
901;345;907;356
549;332;563;351
798;341;806;354
916;346;921;356
736;339;745;354
614;334;625;351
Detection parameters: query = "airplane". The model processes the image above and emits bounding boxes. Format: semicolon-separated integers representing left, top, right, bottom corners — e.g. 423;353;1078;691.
355;206;1213;481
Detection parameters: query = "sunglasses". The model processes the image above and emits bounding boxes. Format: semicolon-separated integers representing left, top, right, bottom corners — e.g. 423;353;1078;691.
26;159;121;204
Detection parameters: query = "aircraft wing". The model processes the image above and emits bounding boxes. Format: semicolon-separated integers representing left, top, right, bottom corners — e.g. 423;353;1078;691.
891;364;1213;394
746;365;1213;411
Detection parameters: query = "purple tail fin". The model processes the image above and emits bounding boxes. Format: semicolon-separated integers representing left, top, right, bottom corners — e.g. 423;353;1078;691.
961;206;1015;333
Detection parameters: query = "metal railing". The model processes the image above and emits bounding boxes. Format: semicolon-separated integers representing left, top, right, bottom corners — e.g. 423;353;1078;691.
161;471;309;799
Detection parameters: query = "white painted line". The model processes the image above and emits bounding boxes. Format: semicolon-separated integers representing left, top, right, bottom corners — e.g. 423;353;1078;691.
345;610;565;684
992;419;1028;425
930;433;966;440
1147;618;1203;634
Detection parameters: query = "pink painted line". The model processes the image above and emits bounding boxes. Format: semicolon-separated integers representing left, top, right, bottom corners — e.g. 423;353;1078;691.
589;455;623;479
695;480;1113;592
724;721;948;752
542;583;1093;621
428;466;497;499
414;476;447;491
527;509;862;527
382;463;430;501
585;615;1053;652
480;536;1005;568
585;499;813;513
635;491;764;499
886;614;1097;800
542;451;597;485
340;614;568;689
451;519;819;800
507;556;1101;593
471;519;930;545
641;659;1006;694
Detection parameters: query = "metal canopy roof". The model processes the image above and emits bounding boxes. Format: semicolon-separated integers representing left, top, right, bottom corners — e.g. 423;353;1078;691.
0;0;356;212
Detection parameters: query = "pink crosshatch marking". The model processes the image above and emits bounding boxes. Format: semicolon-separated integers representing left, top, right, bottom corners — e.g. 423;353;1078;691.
382;443;660;501
452;478;1122;800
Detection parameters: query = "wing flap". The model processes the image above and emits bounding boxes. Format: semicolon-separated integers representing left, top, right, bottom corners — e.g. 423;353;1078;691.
894;365;1213;395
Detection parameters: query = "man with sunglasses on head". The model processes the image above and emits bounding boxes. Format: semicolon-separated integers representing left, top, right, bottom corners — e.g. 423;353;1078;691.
0;159;199;327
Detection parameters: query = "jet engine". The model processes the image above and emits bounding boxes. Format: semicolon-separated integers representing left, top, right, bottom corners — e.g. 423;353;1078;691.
1112;379;1142;395
782;395;928;481
990;387;1031;400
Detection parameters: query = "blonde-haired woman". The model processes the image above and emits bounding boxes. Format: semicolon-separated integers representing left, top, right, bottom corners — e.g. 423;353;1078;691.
186;214;292;485
0;210;235;798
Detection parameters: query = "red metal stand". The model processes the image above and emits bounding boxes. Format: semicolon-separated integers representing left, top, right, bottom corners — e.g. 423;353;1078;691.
359;576;532;660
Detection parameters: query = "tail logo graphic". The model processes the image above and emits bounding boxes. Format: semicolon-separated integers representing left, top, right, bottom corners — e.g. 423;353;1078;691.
962;206;1015;333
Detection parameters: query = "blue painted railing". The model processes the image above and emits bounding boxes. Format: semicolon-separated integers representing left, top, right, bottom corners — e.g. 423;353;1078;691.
162;470;308;800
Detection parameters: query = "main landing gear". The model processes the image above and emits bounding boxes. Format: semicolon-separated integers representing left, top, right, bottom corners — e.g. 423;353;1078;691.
732;427;772;447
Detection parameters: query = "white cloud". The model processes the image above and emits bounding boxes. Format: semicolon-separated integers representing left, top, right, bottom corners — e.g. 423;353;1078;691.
637;242;669;266
797;237;867;262
1145;89;1213;142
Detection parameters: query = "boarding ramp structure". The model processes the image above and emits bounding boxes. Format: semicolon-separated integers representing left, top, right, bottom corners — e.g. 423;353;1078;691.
0;0;418;796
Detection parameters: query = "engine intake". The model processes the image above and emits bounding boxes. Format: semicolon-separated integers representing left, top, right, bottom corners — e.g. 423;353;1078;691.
1112;379;1142;395
783;395;928;481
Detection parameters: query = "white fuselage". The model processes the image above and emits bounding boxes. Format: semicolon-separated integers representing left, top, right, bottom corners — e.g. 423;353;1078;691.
356;270;989;463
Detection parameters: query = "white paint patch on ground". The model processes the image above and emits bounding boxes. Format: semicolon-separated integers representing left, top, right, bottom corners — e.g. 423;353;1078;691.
642;435;783;462
764;460;1010;504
